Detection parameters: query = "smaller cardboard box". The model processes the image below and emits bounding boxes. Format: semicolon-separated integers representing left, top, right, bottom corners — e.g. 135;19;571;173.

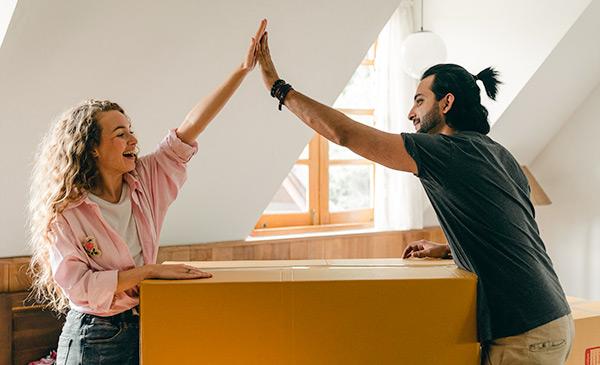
566;299;600;365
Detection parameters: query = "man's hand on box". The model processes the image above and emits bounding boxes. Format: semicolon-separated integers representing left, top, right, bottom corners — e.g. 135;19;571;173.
402;240;451;259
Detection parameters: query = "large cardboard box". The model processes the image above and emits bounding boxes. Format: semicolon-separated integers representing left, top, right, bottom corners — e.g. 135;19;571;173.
140;259;479;364
567;299;600;365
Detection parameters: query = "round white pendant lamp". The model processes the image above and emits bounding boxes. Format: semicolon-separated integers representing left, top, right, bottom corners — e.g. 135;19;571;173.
400;0;447;79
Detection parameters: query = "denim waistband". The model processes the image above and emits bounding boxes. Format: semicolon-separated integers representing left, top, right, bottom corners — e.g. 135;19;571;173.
70;307;140;324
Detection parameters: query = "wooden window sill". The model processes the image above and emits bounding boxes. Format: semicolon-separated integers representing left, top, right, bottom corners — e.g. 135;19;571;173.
249;222;376;240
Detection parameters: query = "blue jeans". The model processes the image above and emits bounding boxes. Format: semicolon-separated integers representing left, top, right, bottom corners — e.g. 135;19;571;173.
56;308;139;365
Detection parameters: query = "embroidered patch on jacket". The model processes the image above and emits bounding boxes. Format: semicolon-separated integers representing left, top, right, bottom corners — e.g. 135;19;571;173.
82;236;102;257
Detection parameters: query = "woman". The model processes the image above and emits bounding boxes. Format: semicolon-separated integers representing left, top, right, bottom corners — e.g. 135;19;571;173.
28;20;267;365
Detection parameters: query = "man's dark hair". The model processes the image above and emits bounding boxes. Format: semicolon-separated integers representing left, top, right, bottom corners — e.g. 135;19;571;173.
421;64;502;135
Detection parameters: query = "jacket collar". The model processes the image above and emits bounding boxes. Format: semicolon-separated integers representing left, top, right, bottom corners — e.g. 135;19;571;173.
62;171;141;211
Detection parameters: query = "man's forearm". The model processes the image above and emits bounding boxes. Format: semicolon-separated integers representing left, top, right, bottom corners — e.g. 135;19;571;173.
283;90;368;146
280;89;417;172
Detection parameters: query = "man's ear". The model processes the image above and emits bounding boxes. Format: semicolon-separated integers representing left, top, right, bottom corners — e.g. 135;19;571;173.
92;149;99;158
441;93;455;114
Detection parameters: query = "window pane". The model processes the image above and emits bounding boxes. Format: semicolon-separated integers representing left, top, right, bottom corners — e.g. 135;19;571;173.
329;165;373;212
298;144;309;160
333;66;376;110
264;165;309;213
365;43;376;62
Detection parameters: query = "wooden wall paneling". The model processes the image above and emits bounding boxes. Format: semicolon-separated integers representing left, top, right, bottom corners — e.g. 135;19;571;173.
210;246;234;261
232;245;257;260
430;229;448;243
189;247;212;261
289;239;325;260
8;258;31;292
0;293;12;365
253;242;291;261
155;245;191;264
4;228;447;277
0;260;9;293
323;236;360;259
365;234;405;258
319;231;404;259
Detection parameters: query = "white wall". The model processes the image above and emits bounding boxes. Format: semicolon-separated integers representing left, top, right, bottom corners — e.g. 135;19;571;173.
490;0;600;164
426;0;591;129
532;83;600;300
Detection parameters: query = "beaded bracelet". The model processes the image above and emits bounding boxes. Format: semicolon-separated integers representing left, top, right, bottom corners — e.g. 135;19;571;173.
270;79;286;97
270;79;294;111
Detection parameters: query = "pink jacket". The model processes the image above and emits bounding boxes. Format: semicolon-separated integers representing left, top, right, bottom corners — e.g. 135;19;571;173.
49;129;197;316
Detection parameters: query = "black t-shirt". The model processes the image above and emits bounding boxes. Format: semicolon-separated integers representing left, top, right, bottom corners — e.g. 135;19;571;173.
402;131;570;342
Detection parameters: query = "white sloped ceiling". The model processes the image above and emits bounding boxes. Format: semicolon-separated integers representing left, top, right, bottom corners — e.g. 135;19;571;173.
0;0;399;256
490;0;600;164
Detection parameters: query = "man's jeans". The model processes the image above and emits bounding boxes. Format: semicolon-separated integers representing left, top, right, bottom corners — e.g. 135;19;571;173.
481;314;575;365
56;308;140;365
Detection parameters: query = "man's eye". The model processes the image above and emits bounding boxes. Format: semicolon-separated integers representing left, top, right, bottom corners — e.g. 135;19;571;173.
117;133;125;137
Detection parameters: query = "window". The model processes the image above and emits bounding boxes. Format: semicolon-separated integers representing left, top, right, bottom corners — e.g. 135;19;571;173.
0;0;18;48
253;42;378;235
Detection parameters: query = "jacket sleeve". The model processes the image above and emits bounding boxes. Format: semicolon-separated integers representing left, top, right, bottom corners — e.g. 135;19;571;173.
134;128;198;229
49;215;118;313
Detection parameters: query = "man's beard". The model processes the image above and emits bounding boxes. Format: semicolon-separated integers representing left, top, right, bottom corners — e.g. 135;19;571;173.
417;104;443;134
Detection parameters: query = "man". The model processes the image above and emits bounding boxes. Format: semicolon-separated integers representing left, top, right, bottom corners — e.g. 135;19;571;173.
256;29;574;364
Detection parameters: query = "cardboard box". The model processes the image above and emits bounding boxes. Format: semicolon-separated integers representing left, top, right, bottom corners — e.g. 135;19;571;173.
567;300;600;365
163;258;456;269
140;259;479;364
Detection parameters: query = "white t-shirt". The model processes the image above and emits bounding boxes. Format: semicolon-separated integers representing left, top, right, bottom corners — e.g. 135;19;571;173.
88;184;144;267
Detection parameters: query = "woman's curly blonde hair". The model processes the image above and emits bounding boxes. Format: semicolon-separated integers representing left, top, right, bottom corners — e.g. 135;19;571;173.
28;99;126;312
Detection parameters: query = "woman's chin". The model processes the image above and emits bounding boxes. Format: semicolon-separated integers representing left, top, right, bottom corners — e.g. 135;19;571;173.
122;161;136;173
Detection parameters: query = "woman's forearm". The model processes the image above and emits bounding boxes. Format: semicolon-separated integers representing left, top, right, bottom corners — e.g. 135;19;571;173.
177;66;249;144
117;264;212;292
176;20;266;144
116;265;152;293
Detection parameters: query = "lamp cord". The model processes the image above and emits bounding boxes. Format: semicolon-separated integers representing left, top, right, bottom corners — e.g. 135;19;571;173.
421;0;424;31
